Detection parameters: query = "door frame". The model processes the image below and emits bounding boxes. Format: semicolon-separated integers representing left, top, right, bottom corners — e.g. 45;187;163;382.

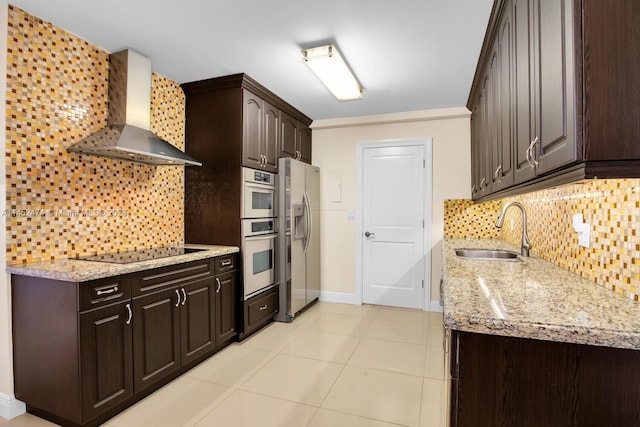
355;138;433;310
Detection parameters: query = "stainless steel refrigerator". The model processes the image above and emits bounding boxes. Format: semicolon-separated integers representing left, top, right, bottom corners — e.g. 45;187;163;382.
275;157;321;322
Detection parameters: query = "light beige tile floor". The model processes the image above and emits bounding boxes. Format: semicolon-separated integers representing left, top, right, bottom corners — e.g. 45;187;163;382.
0;302;447;427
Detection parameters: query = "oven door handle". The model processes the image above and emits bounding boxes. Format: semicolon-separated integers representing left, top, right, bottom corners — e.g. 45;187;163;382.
244;182;275;191
244;234;278;242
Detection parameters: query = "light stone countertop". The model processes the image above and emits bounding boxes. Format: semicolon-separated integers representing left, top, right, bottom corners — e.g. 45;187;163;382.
6;244;239;282
443;238;640;350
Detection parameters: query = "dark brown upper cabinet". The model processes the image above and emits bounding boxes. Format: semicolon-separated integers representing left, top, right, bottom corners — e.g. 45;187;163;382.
242;90;279;172
182;74;312;249
182;74;312;181
469;0;640;201
280;111;312;164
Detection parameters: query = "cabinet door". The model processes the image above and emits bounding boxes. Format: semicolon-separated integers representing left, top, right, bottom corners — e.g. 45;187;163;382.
488;48;501;194
280;112;297;159
215;271;237;343
470;104;481;200
132;288;181;393
496;3;514;189
80;302;133;420
532;0;576;174
298;124;312;164
242;89;264;170
478;75;492;198
180;278;216;366
263;101;280;172
513;0;537;184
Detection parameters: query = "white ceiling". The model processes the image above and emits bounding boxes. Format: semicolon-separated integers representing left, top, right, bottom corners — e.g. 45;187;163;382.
10;0;494;120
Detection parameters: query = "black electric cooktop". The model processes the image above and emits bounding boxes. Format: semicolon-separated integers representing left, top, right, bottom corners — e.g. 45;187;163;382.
78;246;208;264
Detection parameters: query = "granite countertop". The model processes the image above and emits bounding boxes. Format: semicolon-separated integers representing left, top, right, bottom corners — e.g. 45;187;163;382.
443;238;640;350
6;244;239;282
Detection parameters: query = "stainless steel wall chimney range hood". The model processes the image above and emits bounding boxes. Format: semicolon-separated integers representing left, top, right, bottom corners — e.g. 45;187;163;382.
67;50;201;166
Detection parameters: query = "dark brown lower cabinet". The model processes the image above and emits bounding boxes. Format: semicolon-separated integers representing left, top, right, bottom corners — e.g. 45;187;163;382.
79;301;133;421
242;285;279;338
132;287;181;393
12;255;238;427
215;271;237;343
181;277;217;364
449;330;640;427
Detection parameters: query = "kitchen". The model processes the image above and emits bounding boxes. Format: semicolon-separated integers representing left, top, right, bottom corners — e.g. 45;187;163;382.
1;0;640;426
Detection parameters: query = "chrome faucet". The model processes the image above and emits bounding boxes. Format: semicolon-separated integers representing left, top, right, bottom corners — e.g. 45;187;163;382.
495;201;532;257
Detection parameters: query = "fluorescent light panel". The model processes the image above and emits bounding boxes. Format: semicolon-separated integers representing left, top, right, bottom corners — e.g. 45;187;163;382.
303;45;362;101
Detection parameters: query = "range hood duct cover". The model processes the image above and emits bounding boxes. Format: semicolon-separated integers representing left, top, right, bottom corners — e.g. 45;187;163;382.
67;50;201;166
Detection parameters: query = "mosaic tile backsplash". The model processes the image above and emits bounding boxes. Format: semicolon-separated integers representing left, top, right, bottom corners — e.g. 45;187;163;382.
445;179;640;301
444;199;501;239
6;6;186;264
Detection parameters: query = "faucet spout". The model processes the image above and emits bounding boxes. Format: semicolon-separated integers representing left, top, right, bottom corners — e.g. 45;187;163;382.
494;201;532;257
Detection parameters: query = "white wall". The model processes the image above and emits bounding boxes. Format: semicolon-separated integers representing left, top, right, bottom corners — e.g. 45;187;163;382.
312;107;471;304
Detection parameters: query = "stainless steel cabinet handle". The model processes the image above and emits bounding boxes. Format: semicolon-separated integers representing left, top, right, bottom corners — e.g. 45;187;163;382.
96;285;118;296
259;304;268;311
364;231;376;238
221;259;232;266
216;278;221;293
125;303;132;325
494;164;502;180
471;185;477;194
527;137;539;169
480;177;486;188
531;136;539;167
181;288;187;306
175;289;180;307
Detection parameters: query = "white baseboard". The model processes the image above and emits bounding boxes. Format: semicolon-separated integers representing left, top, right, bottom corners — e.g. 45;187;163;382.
0;392;25;420
426;300;444;313
318;292;444;314
318;291;359;305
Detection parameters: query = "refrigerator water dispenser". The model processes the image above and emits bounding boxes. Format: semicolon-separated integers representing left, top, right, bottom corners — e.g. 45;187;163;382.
293;204;305;240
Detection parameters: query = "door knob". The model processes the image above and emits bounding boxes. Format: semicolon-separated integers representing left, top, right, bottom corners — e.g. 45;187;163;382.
364;231;375;238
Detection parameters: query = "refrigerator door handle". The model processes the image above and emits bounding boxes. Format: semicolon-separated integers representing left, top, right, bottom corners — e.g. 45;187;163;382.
303;191;312;254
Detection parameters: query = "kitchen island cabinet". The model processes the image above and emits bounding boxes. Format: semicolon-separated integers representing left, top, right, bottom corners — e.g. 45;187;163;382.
9;247;238;427
443;239;640;426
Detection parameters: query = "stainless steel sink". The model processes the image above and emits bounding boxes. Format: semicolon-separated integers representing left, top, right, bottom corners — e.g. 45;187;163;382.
455;248;521;261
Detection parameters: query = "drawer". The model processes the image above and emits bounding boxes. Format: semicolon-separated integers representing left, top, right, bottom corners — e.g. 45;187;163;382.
132;259;214;296
79;277;130;311
244;286;278;332
215;254;237;275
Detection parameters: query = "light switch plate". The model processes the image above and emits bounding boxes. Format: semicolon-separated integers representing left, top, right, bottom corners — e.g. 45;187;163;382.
578;227;591;248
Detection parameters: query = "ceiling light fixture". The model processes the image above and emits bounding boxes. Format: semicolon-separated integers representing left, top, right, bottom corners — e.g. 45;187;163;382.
302;45;362;101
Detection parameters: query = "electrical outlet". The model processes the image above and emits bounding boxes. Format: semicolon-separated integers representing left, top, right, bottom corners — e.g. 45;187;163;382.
578;228;591;248
347;211;356;220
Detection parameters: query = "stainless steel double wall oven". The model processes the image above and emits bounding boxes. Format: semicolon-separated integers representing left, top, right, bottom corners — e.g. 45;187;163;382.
241;167;278;300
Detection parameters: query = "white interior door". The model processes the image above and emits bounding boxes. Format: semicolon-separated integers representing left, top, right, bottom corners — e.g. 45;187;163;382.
362;145;425;309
